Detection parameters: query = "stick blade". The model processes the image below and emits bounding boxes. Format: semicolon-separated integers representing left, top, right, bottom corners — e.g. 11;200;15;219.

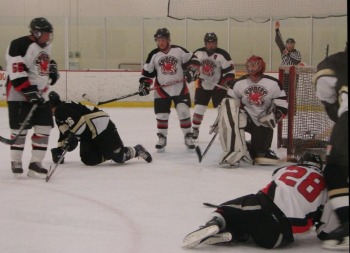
195;145;202;163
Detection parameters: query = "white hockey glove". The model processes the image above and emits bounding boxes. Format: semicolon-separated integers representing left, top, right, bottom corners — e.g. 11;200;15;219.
259;109;283;128
226;88;235;97
185;65;200;83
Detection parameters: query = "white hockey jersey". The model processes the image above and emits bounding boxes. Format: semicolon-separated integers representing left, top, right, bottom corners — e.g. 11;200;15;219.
261;165;339;236
6;36;52;102
194;47;235;90
141;45;199;98
230;75;288;126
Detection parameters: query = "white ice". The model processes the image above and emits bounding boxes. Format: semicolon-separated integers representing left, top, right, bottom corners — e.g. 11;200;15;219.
0;107;322;253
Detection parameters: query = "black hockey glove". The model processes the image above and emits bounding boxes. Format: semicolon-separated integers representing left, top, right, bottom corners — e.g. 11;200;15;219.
139;77;152;96
51;147;65;164
49;59;60;85
185;66;200;83
63;132;79;152
22;86;45;104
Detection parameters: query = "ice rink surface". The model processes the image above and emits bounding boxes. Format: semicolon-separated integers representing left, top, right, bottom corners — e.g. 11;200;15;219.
0;107;327;253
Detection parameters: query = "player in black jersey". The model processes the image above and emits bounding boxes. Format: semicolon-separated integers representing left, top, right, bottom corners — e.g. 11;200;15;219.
191;33;235;140
5;17;59;179
48;91;152;166
312;44;348;251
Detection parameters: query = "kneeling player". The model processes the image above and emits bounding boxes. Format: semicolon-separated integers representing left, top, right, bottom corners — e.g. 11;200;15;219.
48;91;152;166
218;55;288;166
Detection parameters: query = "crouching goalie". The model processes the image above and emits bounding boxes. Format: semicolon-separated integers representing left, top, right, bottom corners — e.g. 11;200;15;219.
216;55;288;166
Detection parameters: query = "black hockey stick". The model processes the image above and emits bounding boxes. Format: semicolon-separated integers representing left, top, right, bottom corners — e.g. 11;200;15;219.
203;202;219;208
0;104;38;145
195;132;218;163
46;147;69;182
82;78;185;106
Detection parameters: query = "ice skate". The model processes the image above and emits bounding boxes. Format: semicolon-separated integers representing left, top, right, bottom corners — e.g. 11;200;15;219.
135;144;152;163
253;150;281;165
323;222;349;251
155;133;167;153
203;232;233;245
27;162;48;179
183;216;223;248
11;161;23;178
184;133;195;149
192;128;199;141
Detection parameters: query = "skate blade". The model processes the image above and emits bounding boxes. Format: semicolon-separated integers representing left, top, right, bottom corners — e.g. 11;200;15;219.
182;225;220;249
203;232;232;245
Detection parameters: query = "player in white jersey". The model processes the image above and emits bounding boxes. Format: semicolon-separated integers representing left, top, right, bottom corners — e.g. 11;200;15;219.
222;55;288;165
138;28;200;152
5;17;60;179
191;33;235;140
183;153;340;250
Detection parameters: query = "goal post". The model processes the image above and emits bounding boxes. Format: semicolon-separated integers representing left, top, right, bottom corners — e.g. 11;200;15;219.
277;66;333;162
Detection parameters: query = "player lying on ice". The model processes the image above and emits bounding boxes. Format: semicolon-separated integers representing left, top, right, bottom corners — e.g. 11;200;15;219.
215;55;288;166
48;91;152;165
183;153;341;250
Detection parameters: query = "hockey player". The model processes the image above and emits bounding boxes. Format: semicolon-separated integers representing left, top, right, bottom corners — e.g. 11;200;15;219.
274;20;302;66
5;17;60;179
312;45;348;251
48;91;152;166
183;153;340;250
219;55;288;166
191;33;235;140
138;28;200;152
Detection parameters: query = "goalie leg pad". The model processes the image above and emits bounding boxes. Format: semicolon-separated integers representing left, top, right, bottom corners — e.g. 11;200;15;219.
218;98;247;165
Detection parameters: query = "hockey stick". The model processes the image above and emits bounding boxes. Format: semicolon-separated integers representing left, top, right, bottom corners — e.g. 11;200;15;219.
203;202;219;208
46;147;69;182
198;78;230;91
82;78;185;106
195;132;218;163
0;104;38;145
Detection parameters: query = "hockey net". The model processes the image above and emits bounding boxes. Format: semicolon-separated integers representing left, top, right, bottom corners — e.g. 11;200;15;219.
277;66;334;162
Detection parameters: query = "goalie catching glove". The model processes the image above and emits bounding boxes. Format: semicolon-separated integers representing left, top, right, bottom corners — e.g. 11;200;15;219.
138;77;152;96
259;106;284;128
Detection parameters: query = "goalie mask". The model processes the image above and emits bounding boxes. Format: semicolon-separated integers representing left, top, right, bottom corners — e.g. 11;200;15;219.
30;17;53;47
297;152;323;170
245;55;266;82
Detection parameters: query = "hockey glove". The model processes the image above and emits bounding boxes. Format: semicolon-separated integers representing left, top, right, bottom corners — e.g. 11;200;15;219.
259;109;284;129
63;132;79;152
185;66;200;83
51;147;65;164
22;86;45;104
138;77;152;96
49;59;60;85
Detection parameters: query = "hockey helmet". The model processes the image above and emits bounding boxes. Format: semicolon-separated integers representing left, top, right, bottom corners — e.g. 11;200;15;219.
154;28;170;40
30;17;53;36
245;55;266;79
297;152;323;170
48;91;61;107
204;33;218;43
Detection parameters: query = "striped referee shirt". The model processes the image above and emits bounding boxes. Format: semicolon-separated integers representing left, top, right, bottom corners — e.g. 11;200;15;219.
275;29;302;65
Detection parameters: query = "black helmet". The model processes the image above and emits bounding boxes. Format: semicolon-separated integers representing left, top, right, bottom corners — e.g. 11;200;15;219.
297;152;323;170
30;17;53;37
204;33;218;42
48;91;61;107
154;28;170;39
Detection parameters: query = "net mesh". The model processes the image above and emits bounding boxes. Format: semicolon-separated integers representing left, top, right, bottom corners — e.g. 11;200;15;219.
277;66;334;162
168;0;347;22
